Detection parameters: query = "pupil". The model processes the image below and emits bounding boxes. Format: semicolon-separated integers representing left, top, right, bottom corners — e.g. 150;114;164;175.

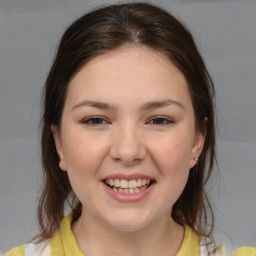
155;118;163;124
93;118;102;124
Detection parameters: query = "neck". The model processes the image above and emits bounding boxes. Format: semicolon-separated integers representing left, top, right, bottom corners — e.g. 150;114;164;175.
72;209;184;256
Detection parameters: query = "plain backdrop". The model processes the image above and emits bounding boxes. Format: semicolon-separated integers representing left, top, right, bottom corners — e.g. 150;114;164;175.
0;0;255;252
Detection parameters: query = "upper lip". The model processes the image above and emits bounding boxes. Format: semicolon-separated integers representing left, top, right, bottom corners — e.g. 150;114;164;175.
101;173;156;181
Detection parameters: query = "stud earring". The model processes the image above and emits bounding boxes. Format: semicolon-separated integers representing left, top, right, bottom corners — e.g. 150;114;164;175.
193;157;198;161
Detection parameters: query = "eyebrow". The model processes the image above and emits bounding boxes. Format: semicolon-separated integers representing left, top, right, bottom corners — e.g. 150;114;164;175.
72;99;185;111
140;99;185;111
72;101;116;111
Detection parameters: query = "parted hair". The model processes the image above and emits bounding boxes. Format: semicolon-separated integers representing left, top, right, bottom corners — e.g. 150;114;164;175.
35;2;216;247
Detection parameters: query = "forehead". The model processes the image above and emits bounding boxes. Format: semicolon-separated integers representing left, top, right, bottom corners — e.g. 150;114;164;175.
71;46;187;87
66;46;192;110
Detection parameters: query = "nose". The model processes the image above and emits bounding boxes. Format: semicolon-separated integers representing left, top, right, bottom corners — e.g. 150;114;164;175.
109;124;146;166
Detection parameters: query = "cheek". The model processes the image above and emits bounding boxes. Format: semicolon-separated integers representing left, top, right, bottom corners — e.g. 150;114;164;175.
150;135;192;205
61;133;109;203
150;133;193;202
150;132;194;172
61;132;109;175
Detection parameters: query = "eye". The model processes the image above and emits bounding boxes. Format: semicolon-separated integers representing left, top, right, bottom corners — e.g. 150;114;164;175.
82;117;109;126
148;116;173;125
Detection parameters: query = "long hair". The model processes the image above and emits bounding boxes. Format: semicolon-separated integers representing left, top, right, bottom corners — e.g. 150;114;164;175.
35;2;216;247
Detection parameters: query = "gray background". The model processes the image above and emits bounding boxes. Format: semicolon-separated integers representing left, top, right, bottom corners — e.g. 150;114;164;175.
1;0;255;252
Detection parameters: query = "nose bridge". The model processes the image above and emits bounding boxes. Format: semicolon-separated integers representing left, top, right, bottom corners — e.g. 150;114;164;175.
110;120;146;164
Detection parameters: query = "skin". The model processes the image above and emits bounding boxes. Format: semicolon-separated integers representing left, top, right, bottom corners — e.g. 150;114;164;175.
52;46;205;256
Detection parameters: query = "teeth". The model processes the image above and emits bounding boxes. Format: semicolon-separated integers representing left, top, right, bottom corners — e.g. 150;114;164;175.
105;178;152;193
105;178;151;189
120;179;129;188
135;188;140;193
129;188;134;193
115;186;148;194
137;179;142;187
141;186;146;191
114;179;119;187
128;180;137;188
118;188;124;193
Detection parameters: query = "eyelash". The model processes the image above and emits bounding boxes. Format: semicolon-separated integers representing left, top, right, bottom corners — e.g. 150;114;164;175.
81;116;173;126
82;117;109;125
147;116;174;125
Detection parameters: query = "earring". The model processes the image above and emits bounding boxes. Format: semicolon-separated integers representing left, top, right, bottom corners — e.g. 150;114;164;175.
193;157;198;161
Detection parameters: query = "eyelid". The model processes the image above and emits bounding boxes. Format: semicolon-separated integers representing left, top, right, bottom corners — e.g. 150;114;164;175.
80;115;174;126
146;116;174;125
81;116;110;125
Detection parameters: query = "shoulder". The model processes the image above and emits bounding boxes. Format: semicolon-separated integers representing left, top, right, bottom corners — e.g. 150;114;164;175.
6;242;50;256
231;246;256;256
6;212;73;256
201;244;256;256
6;244;25;256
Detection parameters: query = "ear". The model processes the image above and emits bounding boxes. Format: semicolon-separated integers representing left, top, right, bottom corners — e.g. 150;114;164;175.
189;118;207;168
51;125;67;171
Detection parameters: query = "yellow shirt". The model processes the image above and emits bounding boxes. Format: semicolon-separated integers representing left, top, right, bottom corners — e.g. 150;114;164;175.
6;213;256;256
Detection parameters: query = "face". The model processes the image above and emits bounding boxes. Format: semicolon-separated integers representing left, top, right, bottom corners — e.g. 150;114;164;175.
52;46;205;232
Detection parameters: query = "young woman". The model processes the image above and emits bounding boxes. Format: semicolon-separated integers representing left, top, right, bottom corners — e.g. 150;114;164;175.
6;2;255;256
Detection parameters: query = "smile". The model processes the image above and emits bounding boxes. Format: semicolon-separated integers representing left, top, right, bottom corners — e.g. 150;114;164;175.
104;178;153;194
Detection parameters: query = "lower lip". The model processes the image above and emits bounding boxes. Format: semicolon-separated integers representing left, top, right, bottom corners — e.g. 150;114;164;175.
102;182;155;202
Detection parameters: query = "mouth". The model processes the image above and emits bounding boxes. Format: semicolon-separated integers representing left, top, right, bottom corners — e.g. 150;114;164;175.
103;178;155;194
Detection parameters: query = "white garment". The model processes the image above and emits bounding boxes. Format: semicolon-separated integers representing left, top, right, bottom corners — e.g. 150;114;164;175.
25;243;50;256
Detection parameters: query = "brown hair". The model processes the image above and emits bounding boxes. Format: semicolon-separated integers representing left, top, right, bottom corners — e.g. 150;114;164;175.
36;2;216;247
